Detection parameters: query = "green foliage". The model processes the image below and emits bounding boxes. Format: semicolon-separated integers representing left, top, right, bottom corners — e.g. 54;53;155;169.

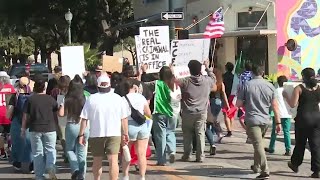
83;43;100;71
0;35;34;55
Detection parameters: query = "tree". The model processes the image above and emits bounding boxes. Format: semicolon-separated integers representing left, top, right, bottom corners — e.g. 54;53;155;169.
113;37;137;65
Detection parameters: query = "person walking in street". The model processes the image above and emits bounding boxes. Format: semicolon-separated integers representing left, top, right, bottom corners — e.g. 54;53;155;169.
121;78;152;180
78;74;129;180
7;77;33;172
51;75;71;163
206;68;230;155
265;76;292;156
58;79;88;180
150;66;181;165
222;62;234;136
179;60;216;162
21;78;59;180
236;64;281;179
0;71;16;160
283;68;320;178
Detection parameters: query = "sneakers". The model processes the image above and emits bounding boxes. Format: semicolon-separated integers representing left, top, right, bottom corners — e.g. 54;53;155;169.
255;173;270;179
311;172;320;178
181;156;191;162
13;162;21;171
225;131;232;137
47;167;57;180
288;161;299;173
29;162;34;174
0;152;8;160
210;145;216;155
71;170;80;180
264;148;274;154
284;150;291;156
169;153;175;164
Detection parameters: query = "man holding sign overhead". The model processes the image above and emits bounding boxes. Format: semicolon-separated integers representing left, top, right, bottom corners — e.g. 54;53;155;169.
177;60;216;163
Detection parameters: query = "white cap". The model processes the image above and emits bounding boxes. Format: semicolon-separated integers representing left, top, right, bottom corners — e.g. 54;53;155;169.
0;71;9;78
97;75;111;88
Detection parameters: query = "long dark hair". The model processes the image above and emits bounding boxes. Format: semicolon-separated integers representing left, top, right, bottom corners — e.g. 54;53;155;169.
302;68;318;89
159;66;175;91
64;80;86;123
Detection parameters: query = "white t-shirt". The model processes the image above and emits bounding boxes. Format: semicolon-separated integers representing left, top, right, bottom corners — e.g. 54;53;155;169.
276;87;292;118
123;93;147;121
80;92;129;137
170;84;181;118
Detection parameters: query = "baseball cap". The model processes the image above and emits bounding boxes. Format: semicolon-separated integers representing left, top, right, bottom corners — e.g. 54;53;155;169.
97;75;111;88
0;71;9;78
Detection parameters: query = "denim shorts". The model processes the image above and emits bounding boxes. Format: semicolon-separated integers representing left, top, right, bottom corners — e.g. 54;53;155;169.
128;120;150;141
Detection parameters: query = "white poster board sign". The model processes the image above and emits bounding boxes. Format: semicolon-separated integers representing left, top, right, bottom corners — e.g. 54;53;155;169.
60;46;86;79
171;39;210;78
173;66;208;78
138;26;170;73
171;39;210;66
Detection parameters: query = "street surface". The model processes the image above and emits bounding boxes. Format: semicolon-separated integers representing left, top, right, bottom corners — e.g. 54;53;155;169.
0;118;314;180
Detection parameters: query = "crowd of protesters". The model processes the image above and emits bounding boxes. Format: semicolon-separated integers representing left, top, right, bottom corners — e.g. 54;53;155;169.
0;59;319;180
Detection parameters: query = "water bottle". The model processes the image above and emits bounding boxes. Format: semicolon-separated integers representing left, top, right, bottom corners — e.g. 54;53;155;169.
123;145;131;162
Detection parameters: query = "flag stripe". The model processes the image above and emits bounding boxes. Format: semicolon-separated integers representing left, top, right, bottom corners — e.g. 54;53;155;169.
203;7;225;39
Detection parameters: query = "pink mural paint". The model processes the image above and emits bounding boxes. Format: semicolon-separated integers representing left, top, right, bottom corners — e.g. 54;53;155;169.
277;0;320;79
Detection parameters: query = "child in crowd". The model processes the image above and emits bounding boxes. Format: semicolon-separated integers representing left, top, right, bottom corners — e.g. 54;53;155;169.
265;76;292;156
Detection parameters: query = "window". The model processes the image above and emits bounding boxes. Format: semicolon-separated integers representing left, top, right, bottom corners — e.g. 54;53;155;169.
237;11;267;29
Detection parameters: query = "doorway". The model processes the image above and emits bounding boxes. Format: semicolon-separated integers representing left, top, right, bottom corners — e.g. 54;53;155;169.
237;36;269;74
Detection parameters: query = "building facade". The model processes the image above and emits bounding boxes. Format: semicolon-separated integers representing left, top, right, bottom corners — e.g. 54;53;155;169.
133;0;277;74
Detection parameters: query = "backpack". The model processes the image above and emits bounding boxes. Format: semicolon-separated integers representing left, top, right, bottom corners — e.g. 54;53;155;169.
14;85;32;123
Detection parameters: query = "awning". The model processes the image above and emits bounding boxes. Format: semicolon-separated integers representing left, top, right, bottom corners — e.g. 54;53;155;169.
189;29;277;39
112;13;162;30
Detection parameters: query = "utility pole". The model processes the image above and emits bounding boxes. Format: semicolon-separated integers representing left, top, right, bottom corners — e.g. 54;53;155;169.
168;0;175;40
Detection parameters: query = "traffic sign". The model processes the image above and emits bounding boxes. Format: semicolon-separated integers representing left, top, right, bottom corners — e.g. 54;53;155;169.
161;12;184;21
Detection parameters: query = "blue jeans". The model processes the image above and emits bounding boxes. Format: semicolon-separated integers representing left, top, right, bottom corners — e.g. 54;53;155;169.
205;122;216;146
65;123;89;178
10;117;32;163
30;131;57;180
152;113;177;164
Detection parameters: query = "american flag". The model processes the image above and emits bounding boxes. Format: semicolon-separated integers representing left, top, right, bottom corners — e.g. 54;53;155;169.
203;7;225;39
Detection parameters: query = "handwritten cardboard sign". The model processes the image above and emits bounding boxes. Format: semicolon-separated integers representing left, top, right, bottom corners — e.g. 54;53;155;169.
171;39;210;66
102;55;123;73
137;26;171;73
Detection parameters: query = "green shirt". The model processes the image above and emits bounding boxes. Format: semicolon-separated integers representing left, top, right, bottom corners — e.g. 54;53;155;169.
154;80;173;117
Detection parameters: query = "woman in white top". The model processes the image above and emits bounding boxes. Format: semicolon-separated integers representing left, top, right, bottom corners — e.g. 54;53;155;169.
122;79;151;180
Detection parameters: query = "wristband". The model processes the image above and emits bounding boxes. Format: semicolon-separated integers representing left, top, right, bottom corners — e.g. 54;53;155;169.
78;134;84;138
276;123;281;125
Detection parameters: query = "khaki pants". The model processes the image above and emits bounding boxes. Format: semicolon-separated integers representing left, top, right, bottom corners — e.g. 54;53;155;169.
246;125;269;173
181;112;207;161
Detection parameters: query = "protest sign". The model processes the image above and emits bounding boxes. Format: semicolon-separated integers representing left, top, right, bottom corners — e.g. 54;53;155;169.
137;26;170;73
60;46;86;79
173;65;207;78
102;55;123;73
171;39;210;66
171;39;210;78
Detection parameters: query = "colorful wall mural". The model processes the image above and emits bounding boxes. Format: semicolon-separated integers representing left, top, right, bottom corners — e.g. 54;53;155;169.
277;0;320;79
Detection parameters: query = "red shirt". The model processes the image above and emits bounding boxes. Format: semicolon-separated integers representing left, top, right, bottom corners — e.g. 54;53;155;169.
0;84;16;125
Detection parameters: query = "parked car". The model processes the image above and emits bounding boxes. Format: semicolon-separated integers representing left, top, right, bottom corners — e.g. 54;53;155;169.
8;63;49;80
